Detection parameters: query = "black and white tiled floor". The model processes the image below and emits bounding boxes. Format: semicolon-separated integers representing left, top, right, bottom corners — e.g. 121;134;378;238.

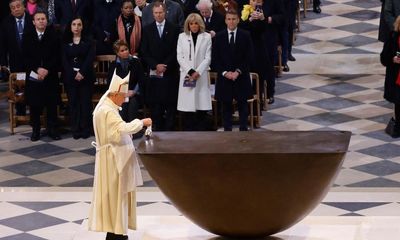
0;0;399;239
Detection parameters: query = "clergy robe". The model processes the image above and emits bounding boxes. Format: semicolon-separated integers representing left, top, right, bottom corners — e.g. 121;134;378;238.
89;97;143;235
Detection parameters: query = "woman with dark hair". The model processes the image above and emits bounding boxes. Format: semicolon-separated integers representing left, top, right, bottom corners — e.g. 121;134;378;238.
116;0;141;56
108;39;145;123
381;16;400;138
61;16;95;139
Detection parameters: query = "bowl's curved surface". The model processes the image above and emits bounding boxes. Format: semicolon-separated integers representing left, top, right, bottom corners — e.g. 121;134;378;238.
137;131;351;238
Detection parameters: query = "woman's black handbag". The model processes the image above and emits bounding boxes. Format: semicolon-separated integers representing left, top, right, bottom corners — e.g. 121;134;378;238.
385;117;399;138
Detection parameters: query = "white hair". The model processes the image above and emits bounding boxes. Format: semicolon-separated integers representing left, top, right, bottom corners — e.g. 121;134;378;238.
196;0;213;10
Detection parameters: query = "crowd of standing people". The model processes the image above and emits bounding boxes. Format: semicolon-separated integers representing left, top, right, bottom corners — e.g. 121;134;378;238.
0;0;300;140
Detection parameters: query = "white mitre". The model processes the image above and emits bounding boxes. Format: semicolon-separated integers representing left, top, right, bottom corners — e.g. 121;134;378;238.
93;70;130;115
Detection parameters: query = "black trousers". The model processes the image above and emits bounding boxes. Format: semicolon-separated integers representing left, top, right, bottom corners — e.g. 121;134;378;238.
395;104;400;123
265;33;276;98
182;110;208;131
66;84;92;135
150;102;177;131
313;0;321;7
222;100;248;131
29;103;58;131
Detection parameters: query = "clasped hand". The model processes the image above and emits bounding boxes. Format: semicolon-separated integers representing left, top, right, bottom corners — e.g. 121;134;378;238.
156;64;167;75
224;71;239;81
37;67;48;81
393;56;400;64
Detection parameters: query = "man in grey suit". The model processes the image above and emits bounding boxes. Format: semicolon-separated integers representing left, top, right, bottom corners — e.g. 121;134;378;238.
384;0;400;31
141;0;184;28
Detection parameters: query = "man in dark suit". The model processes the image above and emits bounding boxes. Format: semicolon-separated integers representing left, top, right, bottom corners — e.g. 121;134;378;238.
0;0;35;115
212;9;254;131
0;0;10;23
196;0;225;38
93;0;122;54
379;0;390;42
22;10;61;141
174;0;197;18
55;0;93;31
385;0;400;32
141;0;184;28
0;0;35;73
141;1;179;131
262;0;284;104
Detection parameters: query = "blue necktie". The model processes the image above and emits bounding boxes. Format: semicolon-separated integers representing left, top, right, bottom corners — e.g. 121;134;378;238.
158;24;163;38
17;19;23;39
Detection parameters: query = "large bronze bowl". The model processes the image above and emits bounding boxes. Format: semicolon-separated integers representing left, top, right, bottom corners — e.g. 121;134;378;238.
137;131;351;238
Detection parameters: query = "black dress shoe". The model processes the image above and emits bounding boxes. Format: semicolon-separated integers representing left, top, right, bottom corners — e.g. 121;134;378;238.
72;133;81;139
49;130;61;140
283;64;290;72
81;132;90;139
313;6;321;13
268;97;275;104
106;232;128;240
288;54;296;61
30;131;40;142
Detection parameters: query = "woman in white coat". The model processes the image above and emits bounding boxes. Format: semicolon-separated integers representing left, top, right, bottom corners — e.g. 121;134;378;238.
177;13;212;131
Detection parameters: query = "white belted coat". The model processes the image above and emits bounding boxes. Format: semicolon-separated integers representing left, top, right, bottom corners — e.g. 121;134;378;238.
177;32;212;112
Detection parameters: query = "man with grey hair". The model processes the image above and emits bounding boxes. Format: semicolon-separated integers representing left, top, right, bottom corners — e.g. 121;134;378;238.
196;0;225;38
0;0;34;114
141;0;184;28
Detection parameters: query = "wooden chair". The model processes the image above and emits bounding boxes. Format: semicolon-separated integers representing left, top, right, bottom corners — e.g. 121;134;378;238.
250;73;261;128
275;45;283;78
8;73;27;134
93;55;115;106
208;71;258;130
296;2;301;32
209;72;219;129
300;0;314;18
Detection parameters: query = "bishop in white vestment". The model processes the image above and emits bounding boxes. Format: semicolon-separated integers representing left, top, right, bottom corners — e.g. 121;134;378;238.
88;71;152;240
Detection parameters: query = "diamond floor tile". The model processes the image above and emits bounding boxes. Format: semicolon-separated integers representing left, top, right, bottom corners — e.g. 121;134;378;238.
11;144;71;159
0;212;67;232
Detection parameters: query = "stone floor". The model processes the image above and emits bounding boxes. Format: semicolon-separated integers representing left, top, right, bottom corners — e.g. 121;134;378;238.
0;0;399;239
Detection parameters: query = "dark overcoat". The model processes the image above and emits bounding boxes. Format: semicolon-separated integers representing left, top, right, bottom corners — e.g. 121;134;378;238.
0;13;35;72
61;38;96;86
140;20;180;104
212;28;254;102
381;32;400;104
22;26;60;106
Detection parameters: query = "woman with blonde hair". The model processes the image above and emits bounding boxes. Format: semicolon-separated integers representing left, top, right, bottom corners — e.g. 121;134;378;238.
381;16;400;137
177;13;212;130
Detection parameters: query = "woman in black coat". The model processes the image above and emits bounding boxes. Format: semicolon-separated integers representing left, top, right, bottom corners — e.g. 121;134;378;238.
240;0;269;112
381;16;400;137
61;16;95;139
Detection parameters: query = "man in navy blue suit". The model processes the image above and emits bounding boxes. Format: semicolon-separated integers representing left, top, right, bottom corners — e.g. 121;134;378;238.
55;0;93;31
0;0;35;114
212;9;254;131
